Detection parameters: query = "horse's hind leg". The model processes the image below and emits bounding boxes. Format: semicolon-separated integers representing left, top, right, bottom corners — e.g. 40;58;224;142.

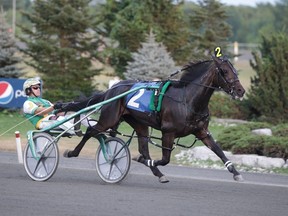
133;136;168;183
125;119;167;182
198;131;244;181
64;99;123;158
63;126;99;158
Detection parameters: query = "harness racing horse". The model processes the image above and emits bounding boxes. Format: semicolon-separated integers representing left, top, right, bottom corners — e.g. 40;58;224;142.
63;55;245;183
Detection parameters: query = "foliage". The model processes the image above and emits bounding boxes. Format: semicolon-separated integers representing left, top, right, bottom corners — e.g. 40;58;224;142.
0;0;32;36
225;1;287;43
0;8;23;78
245;32;288;123
273;0;288;34
124;30;177;80
0;0;31;11
226;4;276;43
217;122;288;160
18;0;100;101
95;0;190;78
188;0;232;59
3;1;288;45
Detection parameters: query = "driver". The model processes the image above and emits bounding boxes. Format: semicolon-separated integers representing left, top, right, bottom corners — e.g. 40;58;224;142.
22;77;95;136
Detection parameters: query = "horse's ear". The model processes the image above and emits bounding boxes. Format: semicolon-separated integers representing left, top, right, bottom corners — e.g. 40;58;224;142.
212;54;223;67
223;55;228;61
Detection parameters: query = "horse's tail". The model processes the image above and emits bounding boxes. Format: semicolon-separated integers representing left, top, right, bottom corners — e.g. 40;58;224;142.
62;92;106;112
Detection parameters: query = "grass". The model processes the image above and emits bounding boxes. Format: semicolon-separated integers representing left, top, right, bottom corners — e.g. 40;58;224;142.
0;110;35;137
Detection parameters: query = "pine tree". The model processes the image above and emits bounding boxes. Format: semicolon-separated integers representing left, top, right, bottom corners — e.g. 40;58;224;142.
124;30;177;81
18;0;99;101
96;0;190;77
0;8;22;78
188;0;232;58
247;32;288;123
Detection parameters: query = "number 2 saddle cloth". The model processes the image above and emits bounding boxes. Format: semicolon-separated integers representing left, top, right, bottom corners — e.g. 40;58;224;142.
125;81;171;113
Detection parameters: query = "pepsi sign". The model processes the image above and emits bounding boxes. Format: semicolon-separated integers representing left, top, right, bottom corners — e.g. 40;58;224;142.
0;78;27;109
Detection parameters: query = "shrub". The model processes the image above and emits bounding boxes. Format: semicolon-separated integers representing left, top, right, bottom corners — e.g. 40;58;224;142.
217;122;288;160
246;32;288;124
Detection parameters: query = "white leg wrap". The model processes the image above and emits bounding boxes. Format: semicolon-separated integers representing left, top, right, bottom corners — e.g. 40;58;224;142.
225;161;233;168
147;160;151;167
146;160;155;167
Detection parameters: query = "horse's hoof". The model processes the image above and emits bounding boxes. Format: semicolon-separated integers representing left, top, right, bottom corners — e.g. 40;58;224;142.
234;174;244;182
132;154;143;162
63;150;70;158
159;176;169;183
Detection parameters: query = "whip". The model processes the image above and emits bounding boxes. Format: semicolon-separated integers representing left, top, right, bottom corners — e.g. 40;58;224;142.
0;106;52;137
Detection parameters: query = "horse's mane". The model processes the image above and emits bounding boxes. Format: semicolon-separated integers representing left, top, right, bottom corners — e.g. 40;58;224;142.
179;60;212;82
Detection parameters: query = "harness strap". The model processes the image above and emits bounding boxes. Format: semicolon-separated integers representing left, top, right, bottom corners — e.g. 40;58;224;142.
156;81;171;112
149;81;171;112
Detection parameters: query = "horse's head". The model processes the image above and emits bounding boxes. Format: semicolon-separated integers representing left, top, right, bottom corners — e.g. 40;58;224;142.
212;56;245;100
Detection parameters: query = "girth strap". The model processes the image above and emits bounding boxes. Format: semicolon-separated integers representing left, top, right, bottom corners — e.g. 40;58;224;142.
149;81;171;112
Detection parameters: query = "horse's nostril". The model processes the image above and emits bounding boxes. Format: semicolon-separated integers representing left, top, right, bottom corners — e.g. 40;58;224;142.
237;88;245;96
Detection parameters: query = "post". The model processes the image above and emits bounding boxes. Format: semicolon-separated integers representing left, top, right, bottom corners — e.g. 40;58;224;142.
15;131;23;164
234;41;239;62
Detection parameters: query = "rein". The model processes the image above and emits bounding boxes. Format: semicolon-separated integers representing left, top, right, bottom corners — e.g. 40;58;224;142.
169;69;221;91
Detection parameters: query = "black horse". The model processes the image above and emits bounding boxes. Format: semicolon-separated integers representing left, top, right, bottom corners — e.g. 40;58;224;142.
63;55;245;183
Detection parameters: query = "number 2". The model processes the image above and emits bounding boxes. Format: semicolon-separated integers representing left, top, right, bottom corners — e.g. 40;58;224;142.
127;89;145;108
215;47;222;57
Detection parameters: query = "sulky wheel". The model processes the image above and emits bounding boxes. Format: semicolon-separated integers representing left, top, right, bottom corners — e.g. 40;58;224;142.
23;132;59;181
95;137;131;183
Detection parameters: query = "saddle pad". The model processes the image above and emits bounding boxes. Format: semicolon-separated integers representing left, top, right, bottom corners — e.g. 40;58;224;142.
126;82;160;113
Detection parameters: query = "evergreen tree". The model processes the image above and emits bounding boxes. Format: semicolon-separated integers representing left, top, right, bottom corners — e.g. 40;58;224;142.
0;8;22;78
124;30;177;80
95;0;190;77
247;32;288;123
18;0;99;101
188;0;232;58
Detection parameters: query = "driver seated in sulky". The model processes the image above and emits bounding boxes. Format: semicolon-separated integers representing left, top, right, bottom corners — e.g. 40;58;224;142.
22;77;96;136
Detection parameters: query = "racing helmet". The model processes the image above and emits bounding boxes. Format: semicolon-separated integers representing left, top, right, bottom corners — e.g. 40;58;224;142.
23;78;41;95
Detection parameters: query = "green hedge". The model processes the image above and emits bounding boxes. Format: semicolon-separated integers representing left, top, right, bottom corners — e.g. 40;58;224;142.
217;122;288;160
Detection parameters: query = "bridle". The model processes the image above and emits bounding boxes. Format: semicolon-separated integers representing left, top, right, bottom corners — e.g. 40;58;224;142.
215;59;240;97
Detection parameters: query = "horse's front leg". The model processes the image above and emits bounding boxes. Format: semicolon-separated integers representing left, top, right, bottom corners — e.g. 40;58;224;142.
197;130;244;181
